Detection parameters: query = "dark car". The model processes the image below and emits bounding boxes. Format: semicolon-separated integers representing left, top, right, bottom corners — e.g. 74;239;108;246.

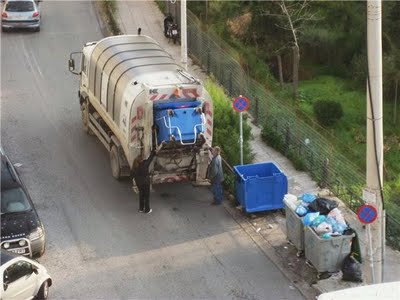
0;148;45;258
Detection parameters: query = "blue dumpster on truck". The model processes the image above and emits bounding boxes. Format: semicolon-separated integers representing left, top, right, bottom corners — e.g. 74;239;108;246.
154;100;205;144
234;162;288;213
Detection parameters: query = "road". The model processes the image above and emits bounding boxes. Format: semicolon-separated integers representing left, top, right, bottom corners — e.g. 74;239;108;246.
1;1;303;299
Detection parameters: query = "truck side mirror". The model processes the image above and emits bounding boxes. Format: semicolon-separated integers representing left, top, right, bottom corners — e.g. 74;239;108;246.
69;59;75;71
68;51;82;75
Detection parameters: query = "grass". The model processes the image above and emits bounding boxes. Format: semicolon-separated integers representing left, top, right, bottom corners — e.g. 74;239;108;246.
296;76;400;231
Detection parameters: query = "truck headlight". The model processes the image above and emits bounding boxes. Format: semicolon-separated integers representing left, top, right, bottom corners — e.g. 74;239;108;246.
19;240;26;246
3;242;10;249
29;227;44;241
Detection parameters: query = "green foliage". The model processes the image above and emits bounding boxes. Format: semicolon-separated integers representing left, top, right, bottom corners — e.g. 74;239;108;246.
313;100;344;127
204;80;253;192
101;0;121;35
187;2;400;248
261;124;285;153
155;1;166;14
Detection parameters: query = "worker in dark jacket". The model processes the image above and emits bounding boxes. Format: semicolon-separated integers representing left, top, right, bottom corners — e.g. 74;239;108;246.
132;151;156;214
207;146;224;205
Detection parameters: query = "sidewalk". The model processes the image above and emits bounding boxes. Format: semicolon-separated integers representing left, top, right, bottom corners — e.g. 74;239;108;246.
110;1;400;298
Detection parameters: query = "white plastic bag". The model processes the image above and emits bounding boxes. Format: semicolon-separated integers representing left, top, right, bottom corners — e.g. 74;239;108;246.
314;222;333;235
328;208;346;225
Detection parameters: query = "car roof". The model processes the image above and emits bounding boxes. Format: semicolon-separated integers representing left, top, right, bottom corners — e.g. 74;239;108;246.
1;155;20;191
6;0;36;2
0;251;19;266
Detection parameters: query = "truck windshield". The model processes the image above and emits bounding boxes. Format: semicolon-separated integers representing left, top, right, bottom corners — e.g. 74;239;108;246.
1;187;32;214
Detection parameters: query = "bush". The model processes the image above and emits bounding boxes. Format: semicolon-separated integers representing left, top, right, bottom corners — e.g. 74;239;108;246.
205;79;253;192
313;100;344;127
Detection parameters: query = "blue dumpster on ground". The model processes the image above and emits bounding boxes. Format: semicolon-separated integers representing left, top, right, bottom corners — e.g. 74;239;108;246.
234;162;288;213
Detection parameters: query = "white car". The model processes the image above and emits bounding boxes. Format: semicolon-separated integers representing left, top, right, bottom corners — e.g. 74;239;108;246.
1;0;41;32
0;251;52;300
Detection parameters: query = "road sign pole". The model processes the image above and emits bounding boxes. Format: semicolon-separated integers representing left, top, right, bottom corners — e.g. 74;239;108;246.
232;95;249;165
240;112;243;165
364;0;384;284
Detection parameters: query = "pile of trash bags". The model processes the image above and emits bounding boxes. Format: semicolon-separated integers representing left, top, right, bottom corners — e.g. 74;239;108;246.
295;193;349;238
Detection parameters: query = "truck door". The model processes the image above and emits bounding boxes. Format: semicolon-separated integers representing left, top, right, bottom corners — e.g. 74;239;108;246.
130;92;153;160
80;54;89;95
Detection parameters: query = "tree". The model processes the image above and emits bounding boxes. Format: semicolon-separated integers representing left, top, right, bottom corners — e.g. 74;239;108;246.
261;0;317;100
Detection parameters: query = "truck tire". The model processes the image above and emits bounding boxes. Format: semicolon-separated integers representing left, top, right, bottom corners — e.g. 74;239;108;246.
110;145;122;180
81;100;93;135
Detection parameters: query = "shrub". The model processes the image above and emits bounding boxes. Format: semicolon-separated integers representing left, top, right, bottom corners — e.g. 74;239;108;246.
313;100;344;127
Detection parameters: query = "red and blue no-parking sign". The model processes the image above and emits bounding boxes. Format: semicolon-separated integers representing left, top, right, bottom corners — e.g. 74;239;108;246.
357;204;378;224
233;95;250;112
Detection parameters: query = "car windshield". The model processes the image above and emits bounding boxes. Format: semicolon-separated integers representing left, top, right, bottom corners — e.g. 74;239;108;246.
5;1;35;12
1;187;32;214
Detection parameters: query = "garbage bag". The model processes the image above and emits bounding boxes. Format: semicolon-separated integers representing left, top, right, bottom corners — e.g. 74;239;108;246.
311;215;326;227
322;233;332;239
303;212;320;226
328;208;346;225
314;221;333;235
308;197;338;215
325;216;347;234
284;194;298;211
295;205;308;217
342;255;363;282
300;193;316;204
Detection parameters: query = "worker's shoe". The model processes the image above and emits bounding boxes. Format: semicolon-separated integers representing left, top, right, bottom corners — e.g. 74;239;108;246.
138;209;144;213
145;209;152;214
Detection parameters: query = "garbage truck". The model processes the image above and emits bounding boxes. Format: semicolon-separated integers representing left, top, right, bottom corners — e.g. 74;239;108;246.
68;35;213;185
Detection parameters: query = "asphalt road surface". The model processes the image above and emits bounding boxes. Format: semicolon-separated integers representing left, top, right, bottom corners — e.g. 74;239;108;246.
1;1;303;299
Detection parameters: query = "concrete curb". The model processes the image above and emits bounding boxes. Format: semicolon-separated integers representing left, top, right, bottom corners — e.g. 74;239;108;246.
92;1;113;37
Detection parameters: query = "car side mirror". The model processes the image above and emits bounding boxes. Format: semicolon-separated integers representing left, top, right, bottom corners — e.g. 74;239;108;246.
3;282;8;291
32;267;39;275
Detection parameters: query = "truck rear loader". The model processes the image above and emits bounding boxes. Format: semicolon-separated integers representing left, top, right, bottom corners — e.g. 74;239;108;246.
68;35;213;185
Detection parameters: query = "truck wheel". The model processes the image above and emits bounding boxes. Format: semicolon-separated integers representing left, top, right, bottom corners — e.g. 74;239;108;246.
81;100;93;135
110;145;121;180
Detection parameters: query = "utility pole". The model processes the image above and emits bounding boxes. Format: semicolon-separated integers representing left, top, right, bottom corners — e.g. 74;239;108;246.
181;0;188;71
363;0;384;284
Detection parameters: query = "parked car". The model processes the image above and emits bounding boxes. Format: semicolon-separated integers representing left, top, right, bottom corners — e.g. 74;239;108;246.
0;250;52;300
1;0;41;32
1;147;46;258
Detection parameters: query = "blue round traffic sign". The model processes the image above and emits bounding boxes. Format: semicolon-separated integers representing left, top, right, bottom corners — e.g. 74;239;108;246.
357;204;378;224
233;95;250;112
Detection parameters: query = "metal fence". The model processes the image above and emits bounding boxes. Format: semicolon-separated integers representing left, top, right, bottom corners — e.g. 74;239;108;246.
184;10;400;249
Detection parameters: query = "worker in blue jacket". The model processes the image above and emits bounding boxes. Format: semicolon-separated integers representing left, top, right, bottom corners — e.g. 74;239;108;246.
207;146;224;205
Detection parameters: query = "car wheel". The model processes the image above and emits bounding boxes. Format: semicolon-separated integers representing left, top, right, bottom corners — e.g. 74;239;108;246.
2;27;9;32
34;26;40;32
36;280;49;300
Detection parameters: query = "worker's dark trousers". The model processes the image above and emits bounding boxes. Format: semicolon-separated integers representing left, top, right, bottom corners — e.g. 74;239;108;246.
139;184;151;213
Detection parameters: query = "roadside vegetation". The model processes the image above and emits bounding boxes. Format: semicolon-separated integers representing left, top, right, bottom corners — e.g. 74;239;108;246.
205;80;253;193
187;1;399;223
